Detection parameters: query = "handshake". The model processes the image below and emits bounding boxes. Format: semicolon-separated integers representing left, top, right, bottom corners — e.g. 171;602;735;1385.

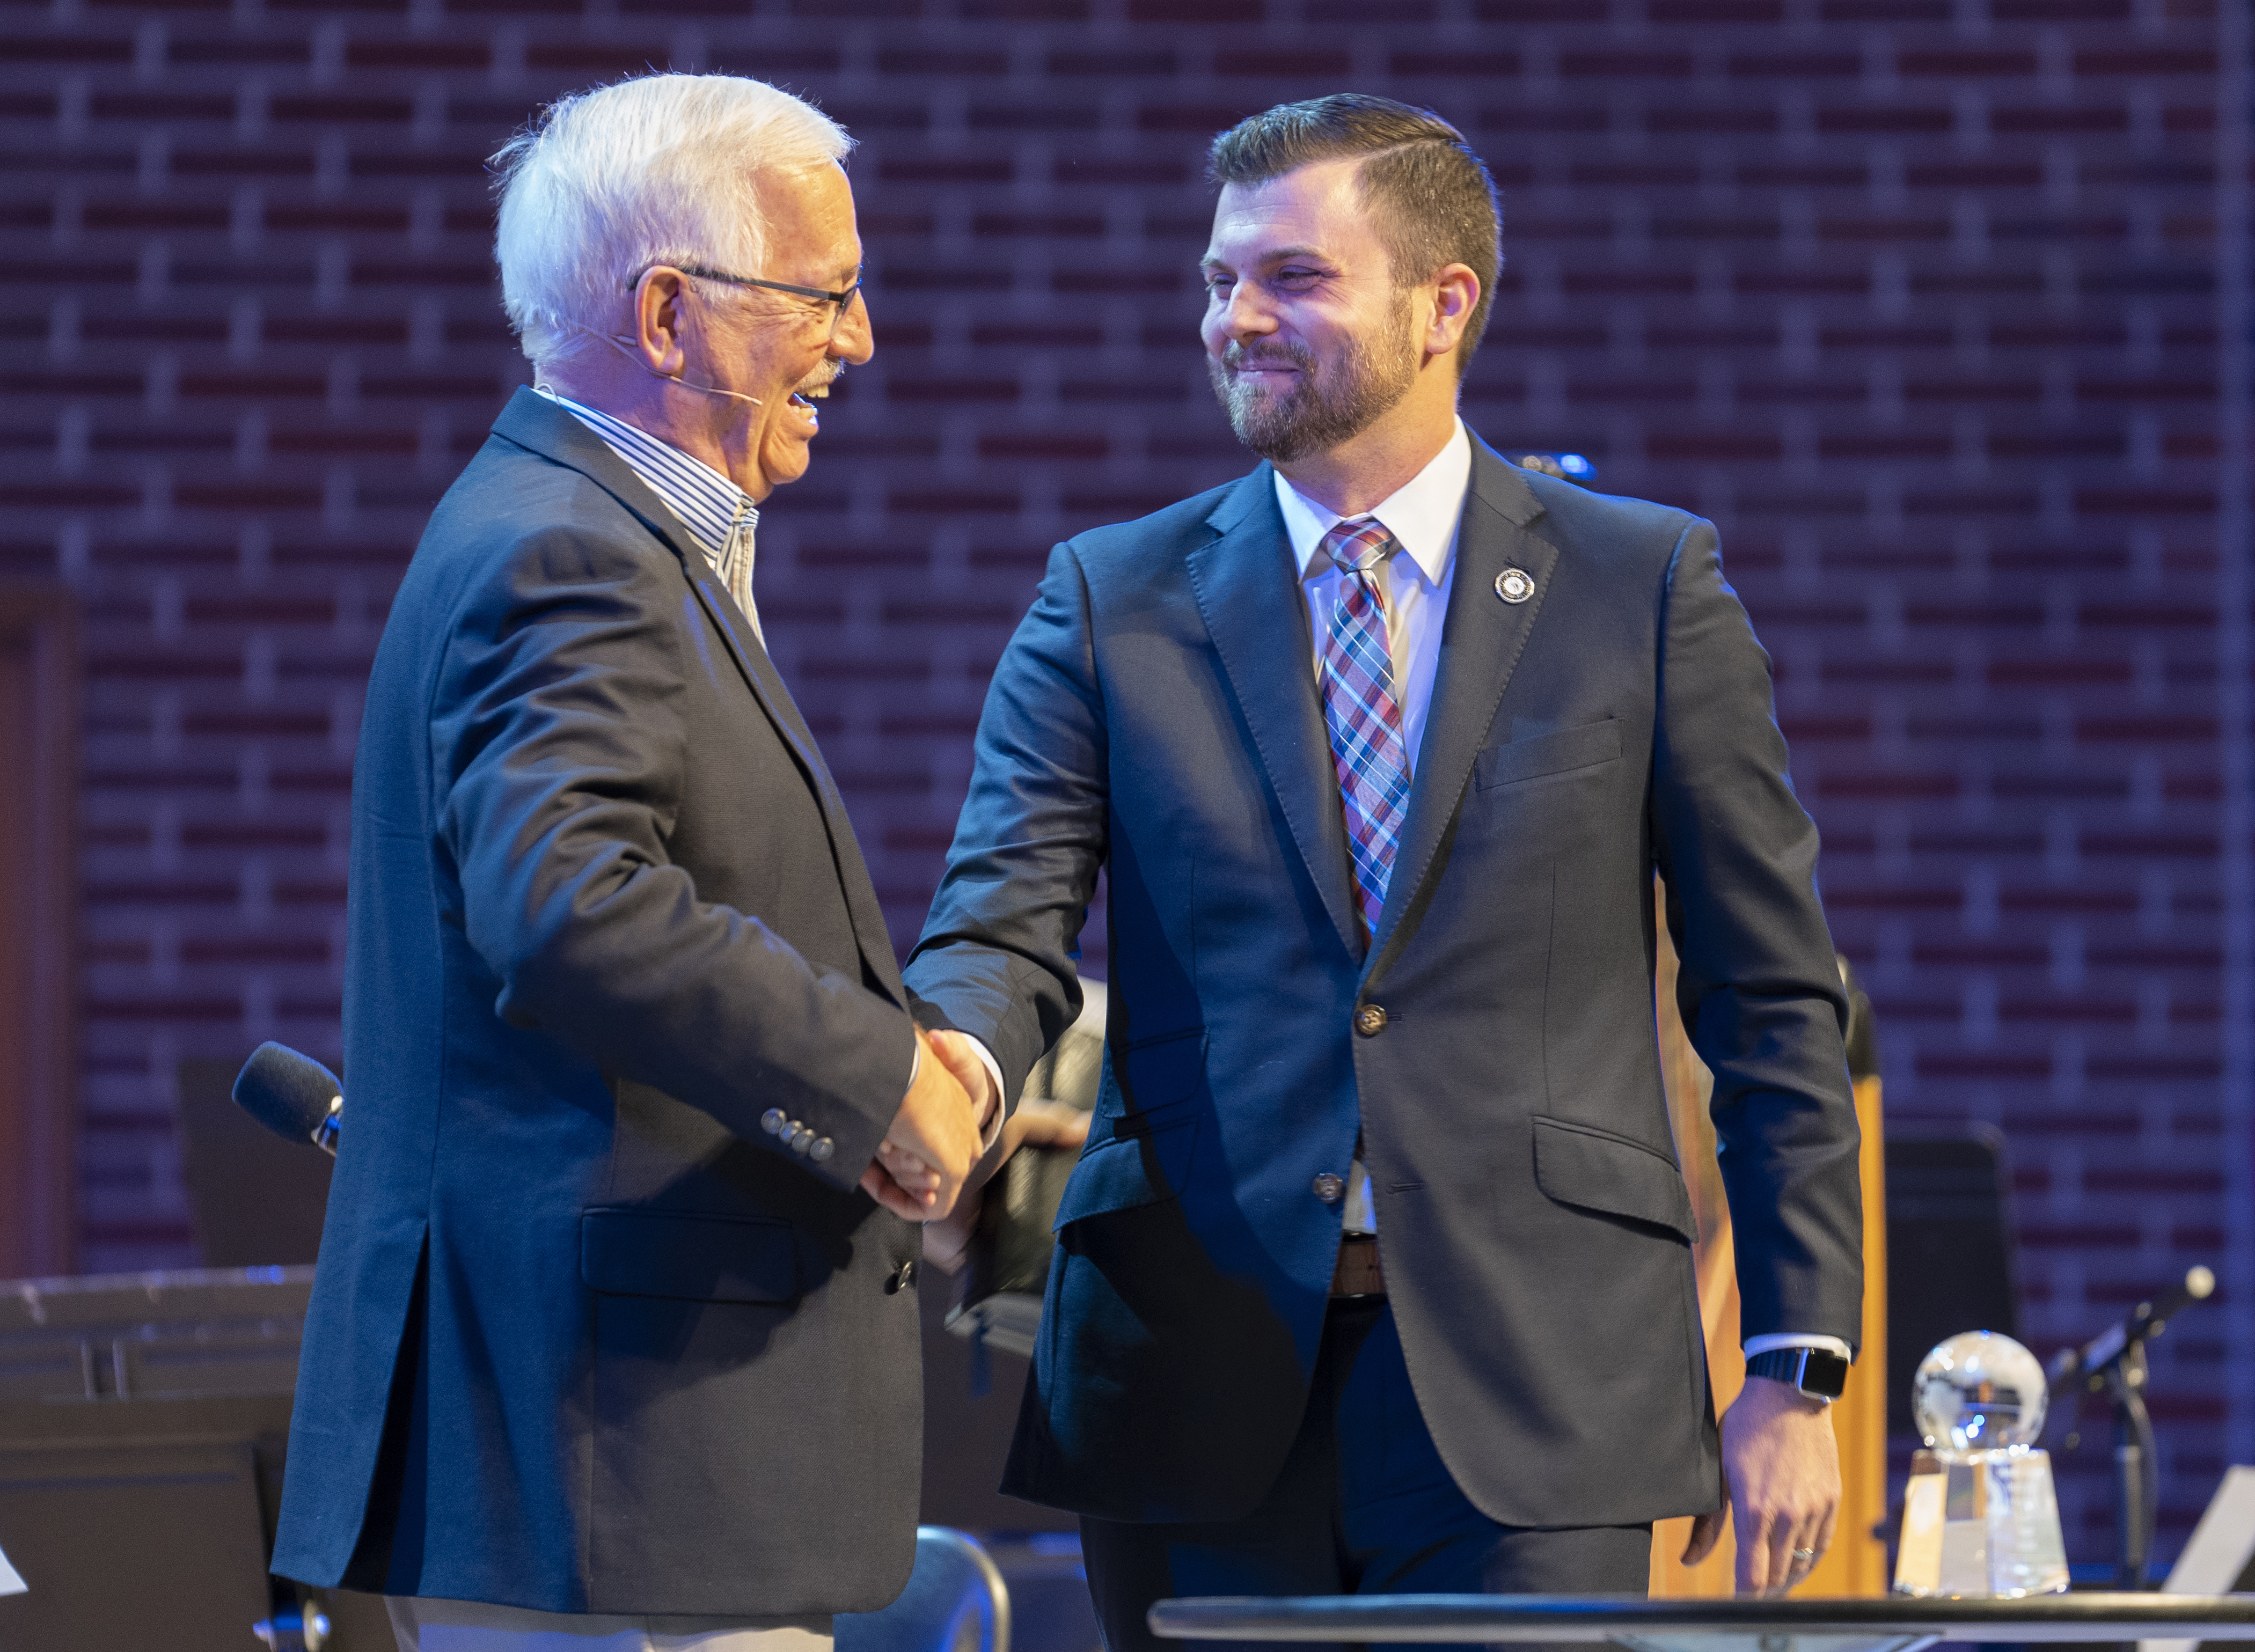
854;1026;997;1223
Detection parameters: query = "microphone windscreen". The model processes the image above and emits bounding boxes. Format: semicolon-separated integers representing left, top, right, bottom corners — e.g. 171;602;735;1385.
232;1041;342;1145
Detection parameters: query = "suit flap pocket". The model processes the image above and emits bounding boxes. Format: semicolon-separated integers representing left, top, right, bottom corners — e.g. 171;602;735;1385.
581;1208;801;1304
1052;1116;1200;1230
1532;1115;1697;1244
1097;1029;1207;1120
1475;719;1623;790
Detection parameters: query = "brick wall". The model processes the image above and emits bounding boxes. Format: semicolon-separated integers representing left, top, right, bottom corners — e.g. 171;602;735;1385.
3;0;2247;1568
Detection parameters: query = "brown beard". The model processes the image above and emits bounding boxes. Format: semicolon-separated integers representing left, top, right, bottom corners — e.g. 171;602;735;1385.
1206;295;1422;464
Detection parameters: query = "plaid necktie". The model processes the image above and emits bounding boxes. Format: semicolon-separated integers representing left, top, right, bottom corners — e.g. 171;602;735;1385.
1318;517;1412;935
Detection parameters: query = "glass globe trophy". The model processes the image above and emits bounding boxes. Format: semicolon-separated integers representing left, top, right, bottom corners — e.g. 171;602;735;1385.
1893;1331;2070;1597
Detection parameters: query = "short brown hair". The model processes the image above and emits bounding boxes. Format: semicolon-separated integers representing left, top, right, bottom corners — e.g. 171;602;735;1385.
1208;94;1502;373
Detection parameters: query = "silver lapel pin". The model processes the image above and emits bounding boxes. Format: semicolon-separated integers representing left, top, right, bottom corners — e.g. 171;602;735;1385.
1495;567;1535;604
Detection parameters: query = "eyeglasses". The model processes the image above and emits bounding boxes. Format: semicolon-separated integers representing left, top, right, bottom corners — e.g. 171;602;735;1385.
626;262;864;343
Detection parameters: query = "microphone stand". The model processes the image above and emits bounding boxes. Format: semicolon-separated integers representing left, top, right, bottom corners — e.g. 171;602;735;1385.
2049;1267;2215;1590
2105;1342;2159;1589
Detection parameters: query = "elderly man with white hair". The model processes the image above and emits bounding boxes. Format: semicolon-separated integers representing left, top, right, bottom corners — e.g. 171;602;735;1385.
269;74;992;1652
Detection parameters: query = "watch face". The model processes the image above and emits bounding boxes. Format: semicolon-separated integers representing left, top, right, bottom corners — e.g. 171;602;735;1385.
1802;1349;1850;1399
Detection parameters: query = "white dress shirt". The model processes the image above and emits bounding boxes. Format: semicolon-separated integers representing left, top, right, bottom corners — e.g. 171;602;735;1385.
1275;419;1469;780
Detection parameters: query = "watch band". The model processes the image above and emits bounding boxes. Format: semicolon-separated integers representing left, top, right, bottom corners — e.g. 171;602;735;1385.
1745;1346;1849;1401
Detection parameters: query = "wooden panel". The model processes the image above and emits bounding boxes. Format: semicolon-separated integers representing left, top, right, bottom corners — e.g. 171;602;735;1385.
0;587;77;1281
1650;909;1890;1597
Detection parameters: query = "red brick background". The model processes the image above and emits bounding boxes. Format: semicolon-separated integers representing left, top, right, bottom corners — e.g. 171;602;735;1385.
3;0;2248;1568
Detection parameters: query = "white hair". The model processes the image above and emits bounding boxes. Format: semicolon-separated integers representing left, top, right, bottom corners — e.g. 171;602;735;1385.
490;74;853;371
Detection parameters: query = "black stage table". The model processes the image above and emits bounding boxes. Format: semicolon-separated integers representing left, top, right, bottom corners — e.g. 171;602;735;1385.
1148;1593;2255;1650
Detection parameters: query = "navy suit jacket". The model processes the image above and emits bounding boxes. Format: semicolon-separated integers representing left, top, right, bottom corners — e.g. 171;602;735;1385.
904;436;1863;1527
272;390;926;1615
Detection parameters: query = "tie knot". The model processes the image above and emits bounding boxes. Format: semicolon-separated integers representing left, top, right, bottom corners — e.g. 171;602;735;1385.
1321;516;1395;577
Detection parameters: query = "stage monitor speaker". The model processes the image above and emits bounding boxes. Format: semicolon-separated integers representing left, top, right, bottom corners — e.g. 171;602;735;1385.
1884;1127;2022;1437
0;1269;392;1649
0;1266;311;1403
0;1439;272;1650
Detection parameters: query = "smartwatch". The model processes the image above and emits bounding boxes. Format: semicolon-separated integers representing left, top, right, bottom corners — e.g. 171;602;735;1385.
1745;1346;1850;1403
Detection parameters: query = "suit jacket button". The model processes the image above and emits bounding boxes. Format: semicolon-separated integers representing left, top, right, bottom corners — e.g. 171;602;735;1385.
808;1136;834;1163
788;1125;813;1154
1313;1173;1345;1203
885;1260;917;1294
760;1108;788;1135
1354;1004;1388;1037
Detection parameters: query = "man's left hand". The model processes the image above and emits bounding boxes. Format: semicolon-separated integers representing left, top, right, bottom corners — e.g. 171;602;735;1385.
1681;1374;1841;1595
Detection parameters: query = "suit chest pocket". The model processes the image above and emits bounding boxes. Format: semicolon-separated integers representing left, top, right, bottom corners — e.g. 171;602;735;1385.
1474;718;1623;791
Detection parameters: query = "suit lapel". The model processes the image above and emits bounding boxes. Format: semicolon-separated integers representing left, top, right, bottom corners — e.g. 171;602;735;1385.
492;390;905;1001
679;567;906;1001
1367;440;1558;970
1186;468;1365;961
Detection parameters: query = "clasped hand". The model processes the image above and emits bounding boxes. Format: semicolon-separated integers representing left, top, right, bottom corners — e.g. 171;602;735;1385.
922;1097;1092;1273
856;1027;987;1222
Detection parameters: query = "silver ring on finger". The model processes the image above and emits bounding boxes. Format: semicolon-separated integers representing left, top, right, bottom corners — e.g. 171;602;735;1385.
1791;1547;1817;1562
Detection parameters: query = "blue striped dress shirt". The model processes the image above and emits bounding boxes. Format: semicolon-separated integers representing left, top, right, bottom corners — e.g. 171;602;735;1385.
535;386;765;644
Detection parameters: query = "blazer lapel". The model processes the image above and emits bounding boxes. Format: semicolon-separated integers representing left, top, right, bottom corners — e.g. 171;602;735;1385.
679;567;906;1001
492;390;906;1001
1367;439;1558;970
1185;468;1365;961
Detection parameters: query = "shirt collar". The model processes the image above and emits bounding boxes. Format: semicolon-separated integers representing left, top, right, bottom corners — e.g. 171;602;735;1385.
535;385;755;561
1275;418;1473;590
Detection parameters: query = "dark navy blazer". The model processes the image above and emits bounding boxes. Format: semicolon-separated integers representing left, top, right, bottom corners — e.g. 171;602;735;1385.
272;390;926;1616
904;436;1863;1528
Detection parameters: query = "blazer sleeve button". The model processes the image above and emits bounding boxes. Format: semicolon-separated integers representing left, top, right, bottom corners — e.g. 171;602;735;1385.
1353;1004;1388;1037
809;1136;834;1163
788;1125;813;1154
760;1108;788;1135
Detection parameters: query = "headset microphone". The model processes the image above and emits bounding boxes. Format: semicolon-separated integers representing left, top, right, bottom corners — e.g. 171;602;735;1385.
567;322;763;406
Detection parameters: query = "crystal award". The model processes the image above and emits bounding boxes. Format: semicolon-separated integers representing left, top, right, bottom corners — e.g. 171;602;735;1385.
1893;1331;2070;1597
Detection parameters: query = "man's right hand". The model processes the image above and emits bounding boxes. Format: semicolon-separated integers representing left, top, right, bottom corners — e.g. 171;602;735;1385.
858;1027;982;1222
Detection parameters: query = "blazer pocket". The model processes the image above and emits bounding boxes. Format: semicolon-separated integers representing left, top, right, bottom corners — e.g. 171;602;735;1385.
1474;718;1623;791
580;1208;801;1304
1531;1115;1698;1245
1052;1115;1201;1230
1096;1027;1207;1121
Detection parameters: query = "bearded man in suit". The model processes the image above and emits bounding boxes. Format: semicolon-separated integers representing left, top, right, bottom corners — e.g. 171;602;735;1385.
271;74;992;1652
904;95;1864;1645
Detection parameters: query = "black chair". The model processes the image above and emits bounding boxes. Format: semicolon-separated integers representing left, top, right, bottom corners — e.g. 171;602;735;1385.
1884;1126;2023;1437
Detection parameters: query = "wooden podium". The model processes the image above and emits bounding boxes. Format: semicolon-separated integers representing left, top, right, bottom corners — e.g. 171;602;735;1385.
1649;916;1890;1598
